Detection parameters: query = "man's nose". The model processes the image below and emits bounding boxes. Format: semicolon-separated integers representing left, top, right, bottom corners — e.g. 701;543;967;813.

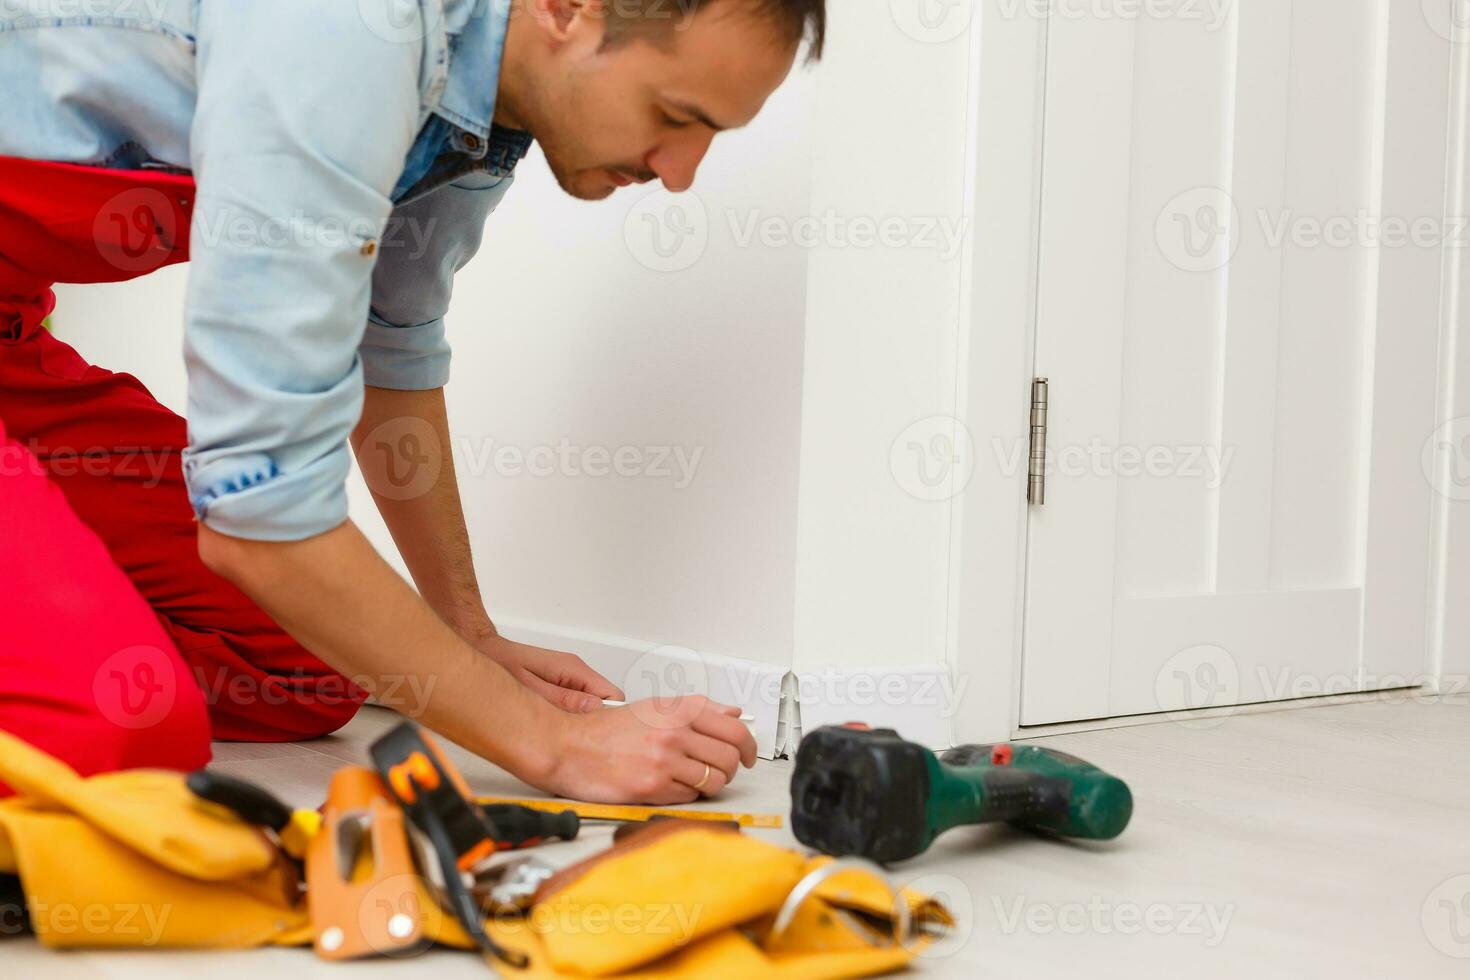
648;131;715;193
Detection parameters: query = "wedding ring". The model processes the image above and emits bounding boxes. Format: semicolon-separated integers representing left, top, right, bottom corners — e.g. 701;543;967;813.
693;763;711;790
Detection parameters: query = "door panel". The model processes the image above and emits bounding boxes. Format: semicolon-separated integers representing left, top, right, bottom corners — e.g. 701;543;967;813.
1022;0;1451;725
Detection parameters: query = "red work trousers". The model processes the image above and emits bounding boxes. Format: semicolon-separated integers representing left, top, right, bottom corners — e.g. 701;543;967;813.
0;158;364;792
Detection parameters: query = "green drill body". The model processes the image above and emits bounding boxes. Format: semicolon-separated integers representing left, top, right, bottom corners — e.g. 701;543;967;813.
791;726;1134;864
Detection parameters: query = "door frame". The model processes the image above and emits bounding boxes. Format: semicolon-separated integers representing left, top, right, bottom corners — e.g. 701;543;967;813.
950;2;1470;742
945;0;1050;743
1429;35;1470;695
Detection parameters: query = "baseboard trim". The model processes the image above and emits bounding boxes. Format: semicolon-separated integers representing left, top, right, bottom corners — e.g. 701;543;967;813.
789;664;958;750
493;619;790;759
494;620;962;757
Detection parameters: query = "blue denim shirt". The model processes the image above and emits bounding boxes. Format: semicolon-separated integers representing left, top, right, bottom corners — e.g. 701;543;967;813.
0;0;532;540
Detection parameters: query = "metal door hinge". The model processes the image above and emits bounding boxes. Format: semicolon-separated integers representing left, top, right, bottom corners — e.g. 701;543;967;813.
1028;377;1048;505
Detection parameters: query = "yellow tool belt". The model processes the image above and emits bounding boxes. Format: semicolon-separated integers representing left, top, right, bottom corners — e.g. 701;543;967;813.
0;729;953;976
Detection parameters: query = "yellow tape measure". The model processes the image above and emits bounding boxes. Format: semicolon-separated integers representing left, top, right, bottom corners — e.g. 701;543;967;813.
477;796;784;830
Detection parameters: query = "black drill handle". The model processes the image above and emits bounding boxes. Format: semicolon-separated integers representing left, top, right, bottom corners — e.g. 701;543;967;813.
974;768;1071;826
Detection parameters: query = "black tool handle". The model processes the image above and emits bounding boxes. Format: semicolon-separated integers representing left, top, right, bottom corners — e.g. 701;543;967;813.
186;769;293;832
482;804;580;849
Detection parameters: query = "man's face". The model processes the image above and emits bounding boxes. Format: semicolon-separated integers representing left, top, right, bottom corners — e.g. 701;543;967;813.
517;3;801;200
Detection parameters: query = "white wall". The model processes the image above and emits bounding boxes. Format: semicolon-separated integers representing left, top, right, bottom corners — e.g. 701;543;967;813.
50;62;820;669
791;6;975;690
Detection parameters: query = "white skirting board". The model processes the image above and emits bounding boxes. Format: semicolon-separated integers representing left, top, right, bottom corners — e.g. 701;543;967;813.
784;665;958;753
493;619;789;759
494;619;960;758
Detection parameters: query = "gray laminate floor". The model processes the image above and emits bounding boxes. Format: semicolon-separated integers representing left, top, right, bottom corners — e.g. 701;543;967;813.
7;695;1468;978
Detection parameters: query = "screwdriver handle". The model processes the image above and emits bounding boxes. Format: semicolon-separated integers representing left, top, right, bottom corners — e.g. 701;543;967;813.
482;804;580;850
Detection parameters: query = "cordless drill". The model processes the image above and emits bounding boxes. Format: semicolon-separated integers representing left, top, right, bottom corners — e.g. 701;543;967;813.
790;724;1133;864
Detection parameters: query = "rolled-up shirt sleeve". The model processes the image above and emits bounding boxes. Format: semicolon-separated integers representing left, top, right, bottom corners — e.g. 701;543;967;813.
182;0;423;541
360;170;515;391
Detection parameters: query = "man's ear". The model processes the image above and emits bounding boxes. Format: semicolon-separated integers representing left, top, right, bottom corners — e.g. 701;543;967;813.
524;0;606;43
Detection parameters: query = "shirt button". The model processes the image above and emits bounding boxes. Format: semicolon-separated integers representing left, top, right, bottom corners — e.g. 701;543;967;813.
360;239;377;257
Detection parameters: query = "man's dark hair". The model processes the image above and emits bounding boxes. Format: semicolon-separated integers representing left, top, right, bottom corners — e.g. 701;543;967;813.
601;0;827;62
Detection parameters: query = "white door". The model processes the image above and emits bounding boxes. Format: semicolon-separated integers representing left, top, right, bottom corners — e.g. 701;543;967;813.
1020;0;1455;725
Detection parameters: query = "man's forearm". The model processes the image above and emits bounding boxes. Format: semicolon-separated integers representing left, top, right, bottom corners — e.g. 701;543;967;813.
351;384;624;711
352;385;494;637
197;520;559;777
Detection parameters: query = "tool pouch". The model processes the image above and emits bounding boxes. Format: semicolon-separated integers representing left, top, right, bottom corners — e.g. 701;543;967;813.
478;821;952;979
0;728;955;972
0;730;309;948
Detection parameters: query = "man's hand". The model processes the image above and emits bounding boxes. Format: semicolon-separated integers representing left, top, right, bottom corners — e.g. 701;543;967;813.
472;633;624;713
543;696;758;804
199;523;758;803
